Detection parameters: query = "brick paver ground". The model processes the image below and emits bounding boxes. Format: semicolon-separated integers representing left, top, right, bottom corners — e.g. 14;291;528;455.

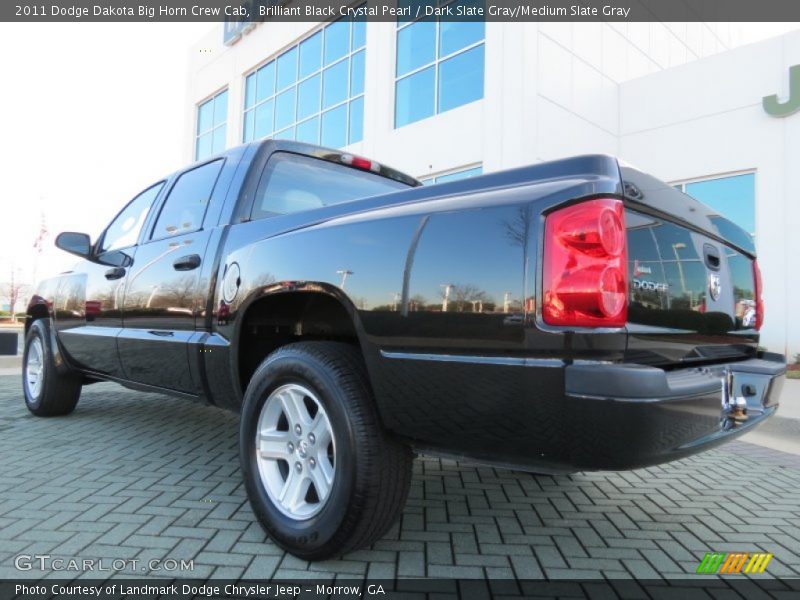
1;375;799;580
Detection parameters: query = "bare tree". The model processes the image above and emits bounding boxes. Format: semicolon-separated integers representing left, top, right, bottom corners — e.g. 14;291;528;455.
442;284;490;312
408;294;427;312
2;269;30;321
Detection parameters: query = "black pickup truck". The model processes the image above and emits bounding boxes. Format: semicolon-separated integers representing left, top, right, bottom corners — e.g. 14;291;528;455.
24;141;785;559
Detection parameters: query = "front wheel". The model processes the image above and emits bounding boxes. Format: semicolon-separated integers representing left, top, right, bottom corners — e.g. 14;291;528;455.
23;319;82;416
240;342;413;560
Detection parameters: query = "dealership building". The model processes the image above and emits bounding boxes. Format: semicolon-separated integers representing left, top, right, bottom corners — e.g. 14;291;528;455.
186;17;800;358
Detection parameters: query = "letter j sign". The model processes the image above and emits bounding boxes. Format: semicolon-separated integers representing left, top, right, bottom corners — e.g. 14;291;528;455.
764;65;800;117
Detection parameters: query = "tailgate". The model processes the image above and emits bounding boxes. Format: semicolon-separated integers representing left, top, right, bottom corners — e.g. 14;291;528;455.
620;166;759;367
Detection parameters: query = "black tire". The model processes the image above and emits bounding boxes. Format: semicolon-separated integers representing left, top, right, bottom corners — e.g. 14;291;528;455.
22;319;82;416
240;341;413;560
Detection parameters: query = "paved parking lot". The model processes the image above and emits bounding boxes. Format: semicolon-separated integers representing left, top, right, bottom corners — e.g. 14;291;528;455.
1;373;800;581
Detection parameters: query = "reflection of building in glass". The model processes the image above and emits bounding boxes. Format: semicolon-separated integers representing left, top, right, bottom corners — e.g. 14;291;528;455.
673;173;756;238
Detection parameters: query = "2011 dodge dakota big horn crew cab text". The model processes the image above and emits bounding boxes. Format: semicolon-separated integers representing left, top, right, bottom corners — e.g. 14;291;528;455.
23;141;786;559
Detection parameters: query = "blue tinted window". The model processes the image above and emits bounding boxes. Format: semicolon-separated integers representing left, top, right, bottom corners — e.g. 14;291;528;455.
323;60;349;108
350;50;365;95
275;88;296;130
352;18;366;49
321;105;347;148
195;134;212;161
395;10;485;128
277;47;298;90
297;74;321;120
196;90;228;160
299;32;322;77
274;127;295;140
397;21;435;76
396;66;435;127
245;73;256;107
256;62;275;102
197;100;213;132
212;127;226;153
439;3;484;56
243;110;254;142
213;90;228;126
296;117;320;144
254;99;274;139
325;20;350;65
684;173;756;236
349;97;364;143
434;166;482;183
252;152;409;219
242;14;365;147
438;45;484;113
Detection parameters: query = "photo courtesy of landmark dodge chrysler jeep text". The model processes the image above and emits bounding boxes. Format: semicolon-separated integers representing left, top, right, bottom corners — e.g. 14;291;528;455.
24;141;786;559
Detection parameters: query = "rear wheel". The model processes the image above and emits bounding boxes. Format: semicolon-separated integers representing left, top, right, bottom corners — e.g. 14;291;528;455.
23;319;82;416
240;341;413;560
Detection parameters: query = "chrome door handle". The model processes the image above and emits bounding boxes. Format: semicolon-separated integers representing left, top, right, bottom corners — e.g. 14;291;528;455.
173;254;201;271
104;267;126;280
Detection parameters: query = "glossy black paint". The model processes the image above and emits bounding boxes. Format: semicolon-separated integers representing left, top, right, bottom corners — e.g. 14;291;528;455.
28;142;785;472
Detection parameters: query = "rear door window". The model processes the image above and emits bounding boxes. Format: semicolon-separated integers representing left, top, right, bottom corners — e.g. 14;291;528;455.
251;152;409;220
151;160;223;239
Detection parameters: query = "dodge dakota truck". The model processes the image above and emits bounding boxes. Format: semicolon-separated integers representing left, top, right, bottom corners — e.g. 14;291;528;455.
24;141;786;559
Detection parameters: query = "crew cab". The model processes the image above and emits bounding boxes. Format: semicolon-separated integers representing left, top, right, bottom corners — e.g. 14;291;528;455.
23;141;786;559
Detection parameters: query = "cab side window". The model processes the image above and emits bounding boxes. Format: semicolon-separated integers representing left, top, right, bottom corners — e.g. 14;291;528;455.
100;182;164;253
151;160;223;239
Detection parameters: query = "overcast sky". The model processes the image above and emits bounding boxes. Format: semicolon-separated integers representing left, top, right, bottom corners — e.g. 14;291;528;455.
0;21;798;293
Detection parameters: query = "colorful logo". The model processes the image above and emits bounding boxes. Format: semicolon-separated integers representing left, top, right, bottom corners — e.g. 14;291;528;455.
696;552;773;574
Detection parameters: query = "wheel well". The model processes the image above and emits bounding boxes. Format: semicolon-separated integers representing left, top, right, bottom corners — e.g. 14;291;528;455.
25;305;48;334
238;292;360;393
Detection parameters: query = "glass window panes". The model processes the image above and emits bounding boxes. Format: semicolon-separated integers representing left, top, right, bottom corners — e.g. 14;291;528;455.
350;50;365;95
198;101;213;132
421;165;482;184
254;99;274;139
275;88;296;131
438;45;484;113
256;62;275;101
252;152;409;219
276;47;298;90
243;12;366;148
299;32;322;78
396;66;435;128
296;117;320;144
439;2;484;56
352;18;366;50
152;161;223;239
195;90;228;161
298;74;321;120
397;21;436;76
324;20;350;65
101;183;164;252
349;97;364;144
321;105;347;148
683;173;756;236
323;60;349;109
395;11;485;128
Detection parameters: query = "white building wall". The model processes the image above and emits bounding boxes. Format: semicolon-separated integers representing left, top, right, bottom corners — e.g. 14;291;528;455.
186;22;799;358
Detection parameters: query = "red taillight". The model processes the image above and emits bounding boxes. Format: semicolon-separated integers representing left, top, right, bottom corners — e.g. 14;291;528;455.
542;198;628;327
340;153;380;173
753;259;764;330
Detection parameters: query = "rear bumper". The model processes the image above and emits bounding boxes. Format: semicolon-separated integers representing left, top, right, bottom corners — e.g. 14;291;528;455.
562;352;786;470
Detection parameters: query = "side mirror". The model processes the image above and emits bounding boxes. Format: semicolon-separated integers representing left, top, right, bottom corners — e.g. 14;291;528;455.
55;232;92;259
